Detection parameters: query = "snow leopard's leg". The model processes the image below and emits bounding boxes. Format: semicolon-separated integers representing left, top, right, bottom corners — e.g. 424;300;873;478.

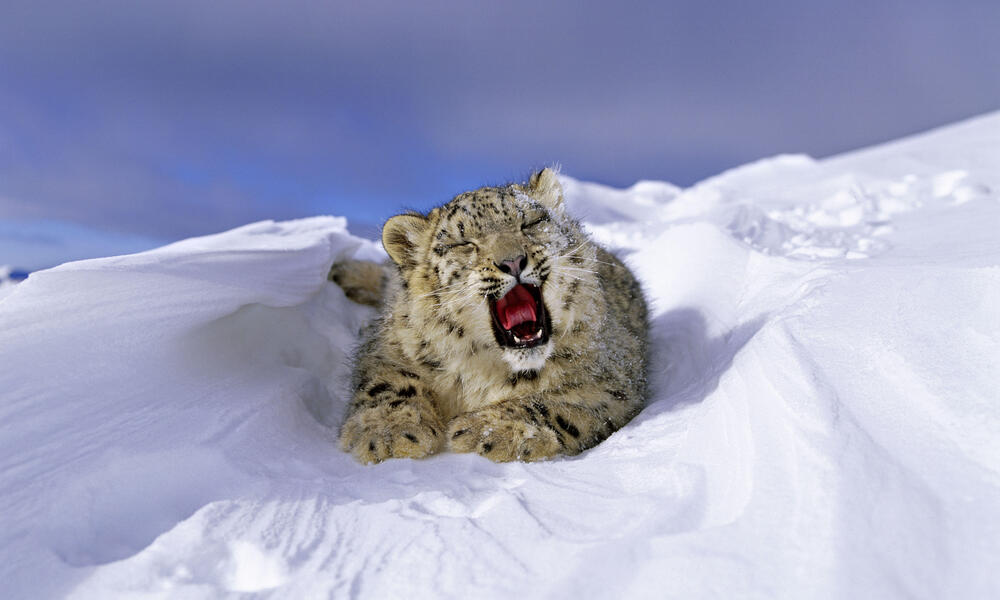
339;350;445;463
447;387;641;462
329;259;386;307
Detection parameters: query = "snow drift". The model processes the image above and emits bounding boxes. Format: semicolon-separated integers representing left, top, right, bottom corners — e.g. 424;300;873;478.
2;112;999;599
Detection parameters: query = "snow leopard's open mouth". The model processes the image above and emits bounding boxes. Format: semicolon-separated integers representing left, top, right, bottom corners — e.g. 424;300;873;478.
489;283;551;349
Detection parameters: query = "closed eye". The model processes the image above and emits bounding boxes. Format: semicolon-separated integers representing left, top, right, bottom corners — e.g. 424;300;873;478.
521;216;549;231
432;241;477;256
447;241;477;252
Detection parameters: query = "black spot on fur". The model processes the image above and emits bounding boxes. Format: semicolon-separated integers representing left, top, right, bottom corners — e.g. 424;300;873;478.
389;399;404;408
368;441;375;452
556;415;580;438
420;358;443;370
403;433;418;443
554;430;566;447
482;442;493;453
368;382;391;397
563;281;580;310
608;389;628;403
397;385;417;398
533;401;550;417
509;370;539;386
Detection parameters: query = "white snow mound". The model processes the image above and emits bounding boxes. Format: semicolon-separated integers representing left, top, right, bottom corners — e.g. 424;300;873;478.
2;113;999;599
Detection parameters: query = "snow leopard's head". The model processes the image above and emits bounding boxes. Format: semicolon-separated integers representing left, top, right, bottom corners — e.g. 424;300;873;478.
382;168;599;373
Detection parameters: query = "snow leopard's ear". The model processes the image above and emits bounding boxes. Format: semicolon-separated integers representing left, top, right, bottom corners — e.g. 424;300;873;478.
382;213;429;267
528;167;564;212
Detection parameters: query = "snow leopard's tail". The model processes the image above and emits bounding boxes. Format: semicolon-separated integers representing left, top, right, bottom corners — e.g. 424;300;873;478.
328;259;387;307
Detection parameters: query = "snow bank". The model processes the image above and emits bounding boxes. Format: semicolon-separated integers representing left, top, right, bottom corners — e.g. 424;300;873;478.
2;113;999;599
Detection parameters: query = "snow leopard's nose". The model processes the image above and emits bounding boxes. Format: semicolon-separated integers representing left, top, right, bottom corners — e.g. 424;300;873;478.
496;255;527;278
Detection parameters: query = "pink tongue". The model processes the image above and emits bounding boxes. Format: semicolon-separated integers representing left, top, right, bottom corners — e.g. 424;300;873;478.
495;285;537;330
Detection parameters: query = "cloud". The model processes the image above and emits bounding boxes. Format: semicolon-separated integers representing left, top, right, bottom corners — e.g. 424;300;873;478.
0;0;997;242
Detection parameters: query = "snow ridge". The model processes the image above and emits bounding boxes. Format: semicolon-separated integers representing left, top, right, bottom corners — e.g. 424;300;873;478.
1;113;999;599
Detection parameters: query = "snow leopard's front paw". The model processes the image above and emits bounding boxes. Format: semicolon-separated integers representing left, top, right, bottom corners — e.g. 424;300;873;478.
339;400;444;464
447;404;561;462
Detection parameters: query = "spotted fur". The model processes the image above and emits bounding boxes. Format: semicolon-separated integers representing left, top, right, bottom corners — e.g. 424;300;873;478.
334;168;648;464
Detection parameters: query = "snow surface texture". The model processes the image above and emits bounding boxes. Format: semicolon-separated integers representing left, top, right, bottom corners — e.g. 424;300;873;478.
2;113;999;599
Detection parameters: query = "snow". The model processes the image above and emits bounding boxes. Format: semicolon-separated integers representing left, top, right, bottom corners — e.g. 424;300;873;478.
2;112;999;599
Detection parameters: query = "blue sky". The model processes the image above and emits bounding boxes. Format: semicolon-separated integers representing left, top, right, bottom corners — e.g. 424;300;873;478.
1;0;998;267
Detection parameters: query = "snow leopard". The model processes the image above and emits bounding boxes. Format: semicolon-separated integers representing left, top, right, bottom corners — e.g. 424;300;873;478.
331;168;648;463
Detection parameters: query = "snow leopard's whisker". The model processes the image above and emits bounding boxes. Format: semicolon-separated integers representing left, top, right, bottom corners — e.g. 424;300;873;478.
553;267;592;277
551;272;593;285
415;280;472;299
553;266;598;278
428;293;472;308
430;289;479;310
561;255;622;269
450;290;480;308
552;242;589;260
552;265;594;276
549;268;593;283
420;279;481;310
553;244;623;269
418;289;469;303
552;253;620;271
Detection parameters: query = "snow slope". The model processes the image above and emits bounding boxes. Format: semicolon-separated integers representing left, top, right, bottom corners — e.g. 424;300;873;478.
2;112;999;599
